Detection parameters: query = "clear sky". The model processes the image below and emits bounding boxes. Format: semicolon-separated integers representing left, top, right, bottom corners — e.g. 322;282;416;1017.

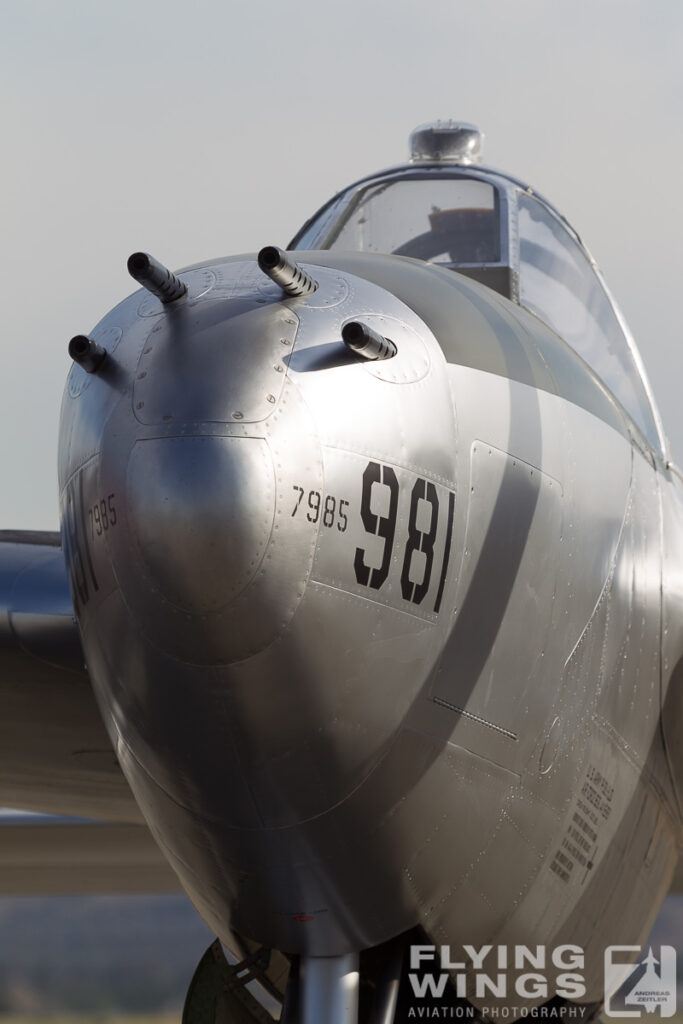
1;0;682;528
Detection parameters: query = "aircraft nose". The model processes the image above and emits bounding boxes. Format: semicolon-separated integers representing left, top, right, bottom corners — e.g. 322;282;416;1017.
98;269;321;666
113;414;319;667
126;434;275;616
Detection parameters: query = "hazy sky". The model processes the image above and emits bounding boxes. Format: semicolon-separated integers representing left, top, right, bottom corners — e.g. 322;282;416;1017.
1;0;682;528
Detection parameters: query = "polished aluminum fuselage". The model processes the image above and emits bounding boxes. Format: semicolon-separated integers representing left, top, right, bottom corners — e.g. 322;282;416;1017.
57;249;683;1006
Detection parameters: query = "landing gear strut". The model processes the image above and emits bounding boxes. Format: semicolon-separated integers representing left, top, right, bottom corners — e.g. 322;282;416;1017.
282;954;359;1024
282;939;404;1023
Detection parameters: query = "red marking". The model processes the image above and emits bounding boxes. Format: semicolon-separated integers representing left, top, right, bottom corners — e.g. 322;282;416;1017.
292;914;314;923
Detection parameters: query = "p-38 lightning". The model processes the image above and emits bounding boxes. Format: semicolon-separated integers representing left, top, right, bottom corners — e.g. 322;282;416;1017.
1;121;682;1023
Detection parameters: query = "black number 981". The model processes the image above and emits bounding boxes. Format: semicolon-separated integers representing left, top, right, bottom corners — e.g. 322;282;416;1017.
354;461;454;613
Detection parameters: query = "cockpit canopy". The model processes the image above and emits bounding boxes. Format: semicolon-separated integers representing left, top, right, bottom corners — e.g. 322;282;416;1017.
289;122;662;452
291;174;512;298
297;177;499;262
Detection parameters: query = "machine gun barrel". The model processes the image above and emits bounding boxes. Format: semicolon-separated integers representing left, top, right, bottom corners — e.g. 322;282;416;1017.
341;321;397;361
127;252;188;304
68;335;107;374
257;246;318;297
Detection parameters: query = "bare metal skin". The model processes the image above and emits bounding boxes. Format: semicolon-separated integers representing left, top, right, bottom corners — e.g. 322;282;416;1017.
1;125;682;1022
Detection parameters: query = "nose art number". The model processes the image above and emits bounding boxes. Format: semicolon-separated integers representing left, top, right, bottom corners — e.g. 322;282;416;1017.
355;460;454;613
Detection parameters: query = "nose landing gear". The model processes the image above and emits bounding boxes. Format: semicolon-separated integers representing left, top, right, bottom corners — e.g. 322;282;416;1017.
183;934;405;1024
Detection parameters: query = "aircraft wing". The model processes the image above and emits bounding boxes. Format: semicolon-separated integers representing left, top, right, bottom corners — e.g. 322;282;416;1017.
667;858;683;893
0;531;178;894
0;814;180;894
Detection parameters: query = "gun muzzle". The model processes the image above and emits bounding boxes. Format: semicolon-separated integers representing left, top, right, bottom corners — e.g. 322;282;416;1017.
341;321;397;361
127;252;188;304
68;335;107;374
257;246;318;297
